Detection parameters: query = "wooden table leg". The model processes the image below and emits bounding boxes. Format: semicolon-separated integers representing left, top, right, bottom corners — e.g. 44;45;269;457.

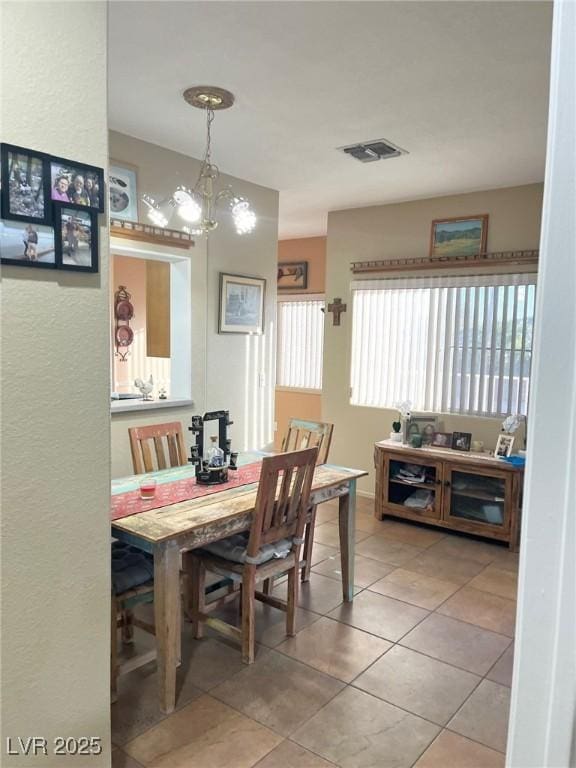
338;479;356;602
154;540;181;714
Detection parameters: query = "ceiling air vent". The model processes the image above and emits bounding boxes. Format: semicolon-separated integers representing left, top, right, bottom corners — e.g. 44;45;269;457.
339;138;407;163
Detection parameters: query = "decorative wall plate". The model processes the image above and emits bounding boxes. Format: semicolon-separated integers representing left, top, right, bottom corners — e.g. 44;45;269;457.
115;325;134;347
115;299;134;321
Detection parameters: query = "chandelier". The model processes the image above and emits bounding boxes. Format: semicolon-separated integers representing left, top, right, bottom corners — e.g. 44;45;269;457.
142;86;256;236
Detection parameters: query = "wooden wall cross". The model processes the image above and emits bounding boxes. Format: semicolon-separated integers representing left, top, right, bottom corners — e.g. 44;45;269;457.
326;297;347;326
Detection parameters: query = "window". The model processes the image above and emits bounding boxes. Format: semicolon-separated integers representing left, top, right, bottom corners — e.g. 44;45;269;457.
350;274;536;417
277;296;324;390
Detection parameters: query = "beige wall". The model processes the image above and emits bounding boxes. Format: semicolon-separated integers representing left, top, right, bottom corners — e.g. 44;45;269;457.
0;2;111;765
275;238;326;447
109;132;279;478
323;184;543;493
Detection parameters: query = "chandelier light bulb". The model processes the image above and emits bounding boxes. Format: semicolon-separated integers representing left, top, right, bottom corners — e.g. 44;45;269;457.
232;200;257;235
149;209;169;228
178;200;202;223
142;195;169;228
173;187;192;205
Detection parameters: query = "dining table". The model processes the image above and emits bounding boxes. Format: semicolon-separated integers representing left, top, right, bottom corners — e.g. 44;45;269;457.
111;452;367;714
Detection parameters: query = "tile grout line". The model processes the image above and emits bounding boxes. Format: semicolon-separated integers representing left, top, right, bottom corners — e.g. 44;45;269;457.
278;579;513;679
115;522;515;763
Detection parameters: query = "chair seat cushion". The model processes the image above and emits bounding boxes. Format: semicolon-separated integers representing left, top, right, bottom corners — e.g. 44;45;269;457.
200;533;293;565
111;541;154;595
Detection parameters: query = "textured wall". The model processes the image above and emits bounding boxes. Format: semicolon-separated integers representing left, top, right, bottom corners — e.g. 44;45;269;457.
0;2;111;766
109;132;279;478
323;184;543;492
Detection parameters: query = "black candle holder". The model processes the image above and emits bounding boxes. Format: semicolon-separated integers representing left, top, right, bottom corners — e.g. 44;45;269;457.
188;410;236;484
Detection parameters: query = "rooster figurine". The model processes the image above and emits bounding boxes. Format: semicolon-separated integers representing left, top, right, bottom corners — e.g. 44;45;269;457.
134;375;154;401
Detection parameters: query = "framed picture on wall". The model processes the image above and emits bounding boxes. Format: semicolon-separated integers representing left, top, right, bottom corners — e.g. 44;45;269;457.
219;273;265;334
54;203;99;273
0;219;56;269
0;143;52;225
430;214;488;259
109;162;138;221
278;261;308;290
49;155;105;212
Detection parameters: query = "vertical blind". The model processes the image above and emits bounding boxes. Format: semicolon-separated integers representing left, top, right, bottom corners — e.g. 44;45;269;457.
277;297;324;389
350;274;536;417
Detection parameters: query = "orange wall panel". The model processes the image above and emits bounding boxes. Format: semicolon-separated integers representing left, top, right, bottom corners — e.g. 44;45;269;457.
274;390;323;449
278;237;326;294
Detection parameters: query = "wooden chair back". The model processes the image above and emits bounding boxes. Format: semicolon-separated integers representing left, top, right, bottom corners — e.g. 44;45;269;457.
246;447;318;557
282;418;334;465
129;421;187;474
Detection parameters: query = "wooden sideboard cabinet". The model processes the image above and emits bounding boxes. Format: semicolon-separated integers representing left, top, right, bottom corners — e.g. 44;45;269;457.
374;440;523;549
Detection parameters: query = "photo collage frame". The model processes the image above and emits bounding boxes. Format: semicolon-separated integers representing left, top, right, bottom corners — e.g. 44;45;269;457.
0;143;104;273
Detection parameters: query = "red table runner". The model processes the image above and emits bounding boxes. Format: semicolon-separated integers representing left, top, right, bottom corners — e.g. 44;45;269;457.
111;462;262;521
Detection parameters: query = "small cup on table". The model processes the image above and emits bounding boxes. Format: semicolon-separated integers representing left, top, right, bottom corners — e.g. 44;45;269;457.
139;476;157;500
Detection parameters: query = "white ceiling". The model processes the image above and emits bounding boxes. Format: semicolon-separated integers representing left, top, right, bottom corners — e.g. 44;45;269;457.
108;1;552;238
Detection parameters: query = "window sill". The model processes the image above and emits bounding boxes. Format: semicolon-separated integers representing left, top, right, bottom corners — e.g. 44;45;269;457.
276;386;322;395
111;397;194;415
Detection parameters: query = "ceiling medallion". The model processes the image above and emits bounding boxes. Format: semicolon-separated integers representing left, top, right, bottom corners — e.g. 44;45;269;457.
183;86;235;110
142;86;256;236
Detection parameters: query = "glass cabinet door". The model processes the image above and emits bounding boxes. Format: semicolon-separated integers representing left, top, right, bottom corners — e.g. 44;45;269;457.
385;457;442;520
444;468;511;532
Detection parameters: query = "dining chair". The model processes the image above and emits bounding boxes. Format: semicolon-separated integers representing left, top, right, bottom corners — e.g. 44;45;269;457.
183;447;318;664
281;418;334;582
125;421;188;648
281;418;334;465
110;542;156;703
128;421;187;474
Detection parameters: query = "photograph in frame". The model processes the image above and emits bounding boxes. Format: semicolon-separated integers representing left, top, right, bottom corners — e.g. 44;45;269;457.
55;204;98;273
451;431;472;452
109;163;138;222
431;431;453;448
0;220;56;269
404;413;439;446
494;434;515;458
1;144;51;225
49;156;104;212
219;273;265;334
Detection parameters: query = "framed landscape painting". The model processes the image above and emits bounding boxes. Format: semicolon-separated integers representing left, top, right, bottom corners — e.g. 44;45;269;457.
430;214;488;259
219;273;265;334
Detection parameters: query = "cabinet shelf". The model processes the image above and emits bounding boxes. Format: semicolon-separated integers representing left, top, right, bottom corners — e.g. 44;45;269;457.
389;477;437;491
452;489;505;502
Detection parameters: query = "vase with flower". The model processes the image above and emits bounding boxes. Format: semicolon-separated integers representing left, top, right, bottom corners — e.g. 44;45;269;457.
390;401;412;442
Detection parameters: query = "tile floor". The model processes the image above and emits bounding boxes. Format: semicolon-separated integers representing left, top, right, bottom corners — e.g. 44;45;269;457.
112;497;517;768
